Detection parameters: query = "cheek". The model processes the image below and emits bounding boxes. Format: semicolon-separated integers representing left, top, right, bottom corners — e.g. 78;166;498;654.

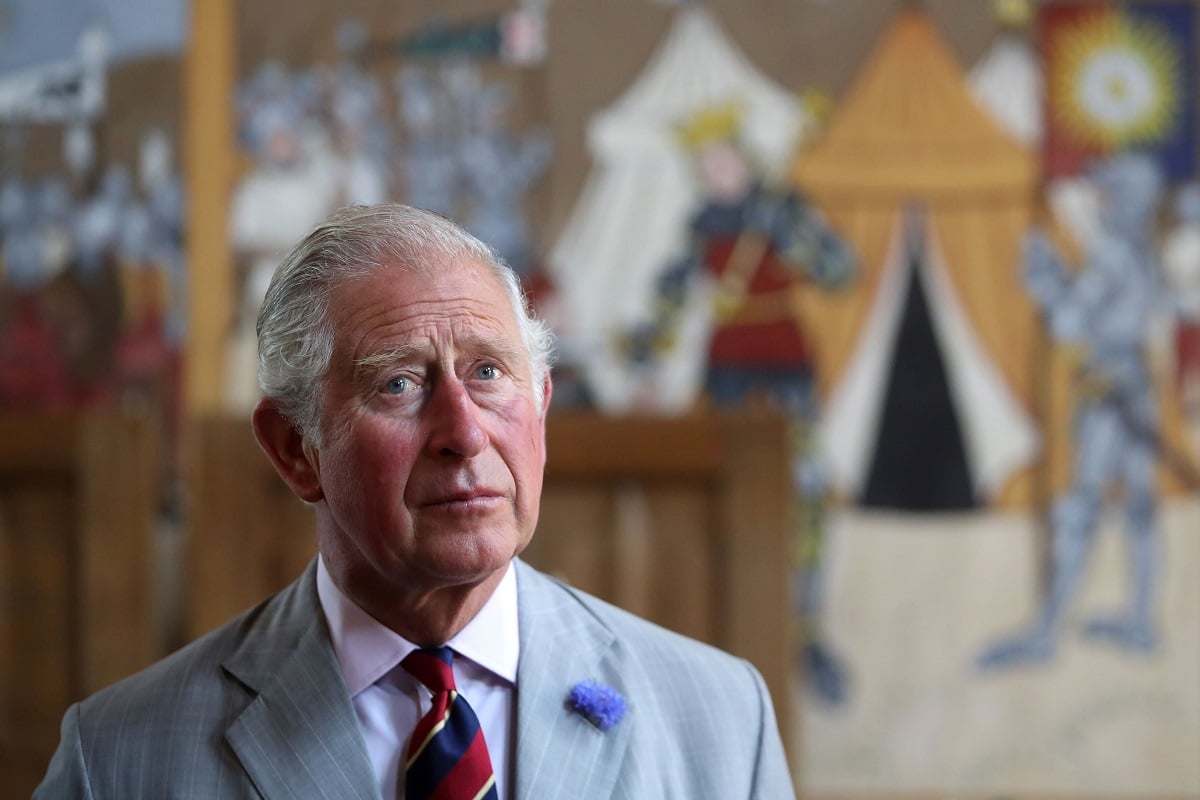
513;409;548;501
493;397;545;478
331;423;418;506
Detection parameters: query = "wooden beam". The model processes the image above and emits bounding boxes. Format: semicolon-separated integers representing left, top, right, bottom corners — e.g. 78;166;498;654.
545;412;724;477
717;414;794;762
184;0;237;416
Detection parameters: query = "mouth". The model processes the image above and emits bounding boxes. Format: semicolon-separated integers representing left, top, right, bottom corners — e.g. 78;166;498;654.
421;491;505;512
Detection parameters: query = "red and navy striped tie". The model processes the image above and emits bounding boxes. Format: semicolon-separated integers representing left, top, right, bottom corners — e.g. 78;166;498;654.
402;647;499;800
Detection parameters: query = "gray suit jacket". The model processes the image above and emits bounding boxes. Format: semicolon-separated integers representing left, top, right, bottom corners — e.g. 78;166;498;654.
35;559;795;798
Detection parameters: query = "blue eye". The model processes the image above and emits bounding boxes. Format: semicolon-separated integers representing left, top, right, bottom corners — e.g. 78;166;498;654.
476;364;499;380
385;376;410;394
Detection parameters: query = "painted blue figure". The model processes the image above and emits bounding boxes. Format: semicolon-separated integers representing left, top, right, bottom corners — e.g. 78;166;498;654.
978;152;1166;670
397;65;460;220
121;129;187;347
143;144;187;347
1;177;46;290
329;18;391;206
459;81;551;275
73;164;132;279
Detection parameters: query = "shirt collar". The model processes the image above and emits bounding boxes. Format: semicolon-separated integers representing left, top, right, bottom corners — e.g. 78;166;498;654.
316;556;520;696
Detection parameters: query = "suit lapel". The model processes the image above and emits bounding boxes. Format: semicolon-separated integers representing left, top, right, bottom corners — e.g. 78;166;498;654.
222;565;380;800
219;560;635;799
513;561;633;799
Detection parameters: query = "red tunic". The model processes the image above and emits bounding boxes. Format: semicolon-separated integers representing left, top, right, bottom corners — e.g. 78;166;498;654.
0;296;73;407
703;235;812;370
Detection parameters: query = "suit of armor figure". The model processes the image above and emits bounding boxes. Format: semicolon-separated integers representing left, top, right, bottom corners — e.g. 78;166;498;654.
459;81;552;276
397;66;459;220
979;153;1165;669
226;64;340;413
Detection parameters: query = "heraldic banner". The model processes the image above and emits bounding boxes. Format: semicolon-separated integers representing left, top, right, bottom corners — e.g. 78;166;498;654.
1041;0;1197;179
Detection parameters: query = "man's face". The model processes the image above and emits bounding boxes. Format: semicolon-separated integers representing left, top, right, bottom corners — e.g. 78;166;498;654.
309;258;549;596
698;140;752;203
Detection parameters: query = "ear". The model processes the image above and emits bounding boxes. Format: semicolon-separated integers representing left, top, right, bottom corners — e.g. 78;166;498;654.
538;373;553;422
252;398;324;503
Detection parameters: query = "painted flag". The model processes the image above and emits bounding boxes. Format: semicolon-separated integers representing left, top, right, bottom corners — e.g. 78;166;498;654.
1040;1;1196;179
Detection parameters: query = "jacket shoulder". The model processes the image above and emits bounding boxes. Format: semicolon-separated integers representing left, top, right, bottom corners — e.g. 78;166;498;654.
72;565;318;742
517;561;760;688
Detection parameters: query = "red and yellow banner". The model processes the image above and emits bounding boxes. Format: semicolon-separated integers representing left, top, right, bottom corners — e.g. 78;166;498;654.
1040;1;1196;179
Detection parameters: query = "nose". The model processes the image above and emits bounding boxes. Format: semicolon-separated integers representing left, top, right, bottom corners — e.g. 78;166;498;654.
425;375;488;459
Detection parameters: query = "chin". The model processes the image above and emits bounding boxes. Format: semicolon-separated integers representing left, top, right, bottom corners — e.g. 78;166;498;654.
418;533;518;584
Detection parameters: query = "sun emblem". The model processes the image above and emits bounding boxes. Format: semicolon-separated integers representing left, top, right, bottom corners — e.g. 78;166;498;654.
1050;12;1180;150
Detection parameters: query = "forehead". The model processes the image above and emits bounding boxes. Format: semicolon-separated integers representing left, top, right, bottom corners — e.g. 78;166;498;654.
330;257;521;352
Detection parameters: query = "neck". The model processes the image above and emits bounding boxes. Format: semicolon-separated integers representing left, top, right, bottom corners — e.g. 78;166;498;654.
320;549;509;647
403;572;508;646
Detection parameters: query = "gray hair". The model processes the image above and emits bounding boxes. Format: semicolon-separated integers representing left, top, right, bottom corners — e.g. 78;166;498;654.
256;203;555;443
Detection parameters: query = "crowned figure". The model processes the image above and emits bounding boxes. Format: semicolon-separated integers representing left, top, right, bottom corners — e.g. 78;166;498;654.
627;101;857;705
627;101;854;409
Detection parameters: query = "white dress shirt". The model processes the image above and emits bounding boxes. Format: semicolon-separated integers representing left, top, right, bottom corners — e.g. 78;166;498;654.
316;557;519;800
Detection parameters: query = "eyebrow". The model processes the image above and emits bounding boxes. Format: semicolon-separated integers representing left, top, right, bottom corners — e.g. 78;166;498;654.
467;336;526;369
352;336;526;376
353;344;425;374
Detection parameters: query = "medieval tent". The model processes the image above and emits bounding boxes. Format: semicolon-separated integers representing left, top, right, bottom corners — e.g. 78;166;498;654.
792;8;1044;509
793;7;1196;509
547;5;809;413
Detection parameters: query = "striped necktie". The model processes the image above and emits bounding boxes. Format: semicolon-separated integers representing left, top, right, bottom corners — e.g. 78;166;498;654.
402;647;499;800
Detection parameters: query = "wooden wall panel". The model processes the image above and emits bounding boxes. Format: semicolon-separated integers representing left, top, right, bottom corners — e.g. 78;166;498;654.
524;483;613;598
538;411;793;758
0;413;160;798
608;483;654;620
715;414;793;739
644;485;716;643
0;486;77;797
185;416;317;639
77;415;161;693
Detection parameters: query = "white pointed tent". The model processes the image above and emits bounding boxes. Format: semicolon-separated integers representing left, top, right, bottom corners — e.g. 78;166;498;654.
969;32;1042;146
968;29;1088;242
968;30;1102;267
546;6;807;413
976;20;1160;273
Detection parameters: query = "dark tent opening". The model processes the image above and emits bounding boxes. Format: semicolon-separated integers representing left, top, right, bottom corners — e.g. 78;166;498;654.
861;233;978;512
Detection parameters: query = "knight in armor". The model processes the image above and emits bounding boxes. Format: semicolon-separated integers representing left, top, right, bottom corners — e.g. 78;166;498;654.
979;152;1167;669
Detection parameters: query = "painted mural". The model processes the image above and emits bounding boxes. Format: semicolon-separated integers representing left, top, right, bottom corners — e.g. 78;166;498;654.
788;5;1200;797
0;1;1196;797
0;21;186;520
551;2;1199;797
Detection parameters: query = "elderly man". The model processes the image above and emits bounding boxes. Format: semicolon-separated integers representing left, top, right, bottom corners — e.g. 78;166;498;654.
36;204;794;799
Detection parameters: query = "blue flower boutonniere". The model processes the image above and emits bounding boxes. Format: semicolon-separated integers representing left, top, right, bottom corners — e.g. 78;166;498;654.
568;680;627;731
